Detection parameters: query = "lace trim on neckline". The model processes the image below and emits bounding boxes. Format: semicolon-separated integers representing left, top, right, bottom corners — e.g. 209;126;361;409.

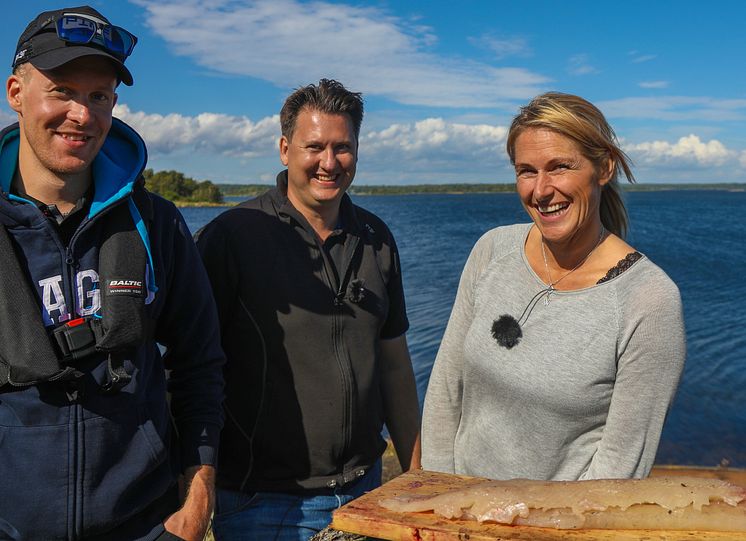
596;251;642;284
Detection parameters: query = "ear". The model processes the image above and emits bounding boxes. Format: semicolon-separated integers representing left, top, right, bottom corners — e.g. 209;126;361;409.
6;74;23;114
597;157;614;187
112;92;118;109
279;135;289;166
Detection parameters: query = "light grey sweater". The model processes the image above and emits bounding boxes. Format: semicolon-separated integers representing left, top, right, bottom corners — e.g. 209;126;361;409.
422;224;685;480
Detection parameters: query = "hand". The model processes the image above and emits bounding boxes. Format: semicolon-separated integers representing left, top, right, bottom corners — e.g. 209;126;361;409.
163;465;215;541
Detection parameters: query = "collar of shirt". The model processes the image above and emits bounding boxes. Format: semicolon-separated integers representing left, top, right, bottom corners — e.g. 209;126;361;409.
21;189;91;226
10;183;94;246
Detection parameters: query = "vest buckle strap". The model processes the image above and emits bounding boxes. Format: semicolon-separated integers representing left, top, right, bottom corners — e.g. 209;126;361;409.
0;192;151;390
52;317;98;363
100;352;132;394
52;318;134;393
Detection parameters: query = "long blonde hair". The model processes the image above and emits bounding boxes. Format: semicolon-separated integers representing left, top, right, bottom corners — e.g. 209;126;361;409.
506;92;635;238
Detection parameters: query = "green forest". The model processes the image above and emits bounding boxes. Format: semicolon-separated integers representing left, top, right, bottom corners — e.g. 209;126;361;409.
143;169;224;204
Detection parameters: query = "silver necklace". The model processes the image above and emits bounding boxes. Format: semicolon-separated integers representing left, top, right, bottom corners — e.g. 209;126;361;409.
491;226;606;349
540;226;605;305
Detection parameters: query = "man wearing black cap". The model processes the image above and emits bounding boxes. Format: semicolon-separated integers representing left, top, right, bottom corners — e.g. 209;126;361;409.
1;6;224;540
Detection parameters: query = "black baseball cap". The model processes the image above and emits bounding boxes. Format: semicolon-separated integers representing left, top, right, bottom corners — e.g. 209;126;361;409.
13;5;135;86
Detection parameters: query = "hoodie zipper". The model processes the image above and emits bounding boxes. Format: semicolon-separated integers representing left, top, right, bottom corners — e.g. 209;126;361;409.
65;242;83;540
55;196;136;539
64;197;134;540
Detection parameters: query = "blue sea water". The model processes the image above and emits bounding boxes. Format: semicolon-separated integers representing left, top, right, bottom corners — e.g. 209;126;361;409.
181;190;746;467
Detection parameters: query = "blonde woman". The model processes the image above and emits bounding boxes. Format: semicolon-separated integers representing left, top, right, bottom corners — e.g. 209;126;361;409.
422;92;685;481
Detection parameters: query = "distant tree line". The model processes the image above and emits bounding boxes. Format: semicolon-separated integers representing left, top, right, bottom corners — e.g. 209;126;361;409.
145;171;746;203
143;169;224;204
347;182;746;194
350;183;515;195
619;182;746;192
208;183;518;197
218;184;272;197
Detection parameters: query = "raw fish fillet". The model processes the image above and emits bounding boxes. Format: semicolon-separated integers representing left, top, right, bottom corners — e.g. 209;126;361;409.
379;476;746;531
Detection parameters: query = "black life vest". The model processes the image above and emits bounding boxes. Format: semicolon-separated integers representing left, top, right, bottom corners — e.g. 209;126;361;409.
0;188;154;393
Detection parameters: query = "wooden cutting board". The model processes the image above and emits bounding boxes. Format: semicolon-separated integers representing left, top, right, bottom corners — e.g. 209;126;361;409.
331;468;746;541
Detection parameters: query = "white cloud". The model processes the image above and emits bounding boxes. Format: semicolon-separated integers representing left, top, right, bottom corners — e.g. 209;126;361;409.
468;34;531;59
114;102;507;160
568;54;598;76
114;103;511;181
638;81;669;89
358;118;511;182
114;104;280;157
630;53;657;63
625;135;733;167
111;100;746;182
132;0;548;108
599;96;746;122
362;118;507;160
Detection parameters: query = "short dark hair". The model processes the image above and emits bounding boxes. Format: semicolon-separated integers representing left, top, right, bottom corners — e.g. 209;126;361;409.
280;79;364;141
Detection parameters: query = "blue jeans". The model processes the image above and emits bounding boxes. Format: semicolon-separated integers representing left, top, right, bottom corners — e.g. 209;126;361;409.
212;461;382;541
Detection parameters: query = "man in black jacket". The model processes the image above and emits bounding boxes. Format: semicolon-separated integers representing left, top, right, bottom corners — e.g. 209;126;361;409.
197;79;420;540
1;6;224;540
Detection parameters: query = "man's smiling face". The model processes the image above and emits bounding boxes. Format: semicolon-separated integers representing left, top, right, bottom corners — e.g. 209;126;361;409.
7;56;118;178
279;108;358;215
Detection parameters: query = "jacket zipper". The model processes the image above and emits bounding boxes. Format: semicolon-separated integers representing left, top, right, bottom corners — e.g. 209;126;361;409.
320;234;364;485
334;235;362;481
63;201;126;538
60;222;81;540
71;399;82;540
65;194;143;538
62;204;125;539
316;242;353;482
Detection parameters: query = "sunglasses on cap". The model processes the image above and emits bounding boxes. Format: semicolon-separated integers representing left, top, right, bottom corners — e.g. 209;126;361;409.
52;12;137;59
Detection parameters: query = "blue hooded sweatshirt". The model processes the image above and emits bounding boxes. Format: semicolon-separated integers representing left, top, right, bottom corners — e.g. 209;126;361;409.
0;119;224;540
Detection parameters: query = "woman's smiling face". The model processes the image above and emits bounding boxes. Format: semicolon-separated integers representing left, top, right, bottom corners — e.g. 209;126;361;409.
513;127;611;247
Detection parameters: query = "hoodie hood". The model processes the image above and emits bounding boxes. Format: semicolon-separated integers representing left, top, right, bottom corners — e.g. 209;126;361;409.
0;117;156;295
0;117;147;216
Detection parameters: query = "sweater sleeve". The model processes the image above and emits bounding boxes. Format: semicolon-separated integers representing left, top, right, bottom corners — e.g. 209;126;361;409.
155;204;226;469
580;267;685;479
421;231;495;473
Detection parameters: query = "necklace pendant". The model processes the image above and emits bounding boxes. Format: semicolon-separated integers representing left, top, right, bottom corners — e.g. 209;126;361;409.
544;286;554;306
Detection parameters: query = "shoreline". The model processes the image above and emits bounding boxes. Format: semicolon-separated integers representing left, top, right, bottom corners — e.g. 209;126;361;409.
173;183;746;206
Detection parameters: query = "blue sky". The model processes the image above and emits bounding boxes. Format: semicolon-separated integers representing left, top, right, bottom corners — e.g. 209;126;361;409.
3;0;745;185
